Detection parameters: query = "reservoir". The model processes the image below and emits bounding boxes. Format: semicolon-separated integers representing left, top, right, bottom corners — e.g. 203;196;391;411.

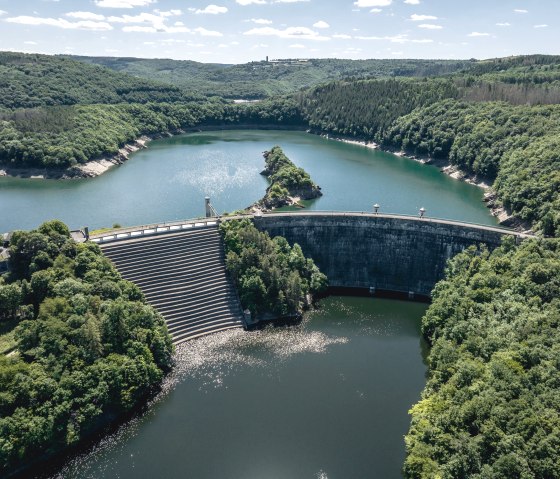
47;298;428;479
0;130;495;232
5;130;493;478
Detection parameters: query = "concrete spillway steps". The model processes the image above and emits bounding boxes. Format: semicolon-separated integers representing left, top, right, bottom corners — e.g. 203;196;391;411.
100;227;244;344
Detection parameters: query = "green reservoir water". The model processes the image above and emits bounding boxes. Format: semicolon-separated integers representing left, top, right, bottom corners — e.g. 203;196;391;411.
0;130;495;232
5;130;492;478
48;298;428;479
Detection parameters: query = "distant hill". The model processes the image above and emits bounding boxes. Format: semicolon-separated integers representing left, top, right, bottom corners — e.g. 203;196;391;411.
0;51;203;110
68;55;474;99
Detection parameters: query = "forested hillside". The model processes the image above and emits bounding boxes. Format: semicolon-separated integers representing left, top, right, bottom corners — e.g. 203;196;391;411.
298;78;459;139
405;238;560;479
0;220;173;475
70;55;472;99
383;100;560;236
0;52;201;110
0;98;302;168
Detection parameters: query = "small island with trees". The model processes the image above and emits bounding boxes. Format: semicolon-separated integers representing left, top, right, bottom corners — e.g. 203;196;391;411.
250;146;322;211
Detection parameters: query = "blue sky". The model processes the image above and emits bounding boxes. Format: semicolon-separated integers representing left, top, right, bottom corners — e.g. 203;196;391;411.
0;0;557;63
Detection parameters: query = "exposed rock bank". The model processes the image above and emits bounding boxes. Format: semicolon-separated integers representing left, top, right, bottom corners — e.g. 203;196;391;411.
0;135;156;180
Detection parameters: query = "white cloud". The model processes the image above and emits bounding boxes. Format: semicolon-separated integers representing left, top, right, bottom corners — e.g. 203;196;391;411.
194;27;223;36
123;25;157;32
418;23;442;29
354;0;392;7
496;22;511;27
410;14;437;21
94;0;156;7
244;26;329;40
0;10;7;16
370;8;382;13
66;11;106;21
6;15;113;30
404;0;420;4
313;20;329;28
195;5;228;14
236;0;266;4
514;9;528;13
108;11;188;32
468;32;490;37
273;0;310;3
411;38;433;43
24;41;38;45
333;33;352;39
250;18;272;24
155;9;182;17
289;43;305;48
534;24;548;28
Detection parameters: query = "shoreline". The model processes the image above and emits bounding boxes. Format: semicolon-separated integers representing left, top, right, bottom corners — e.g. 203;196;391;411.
0;124;307;181
319;134;524;229
0;135;153;180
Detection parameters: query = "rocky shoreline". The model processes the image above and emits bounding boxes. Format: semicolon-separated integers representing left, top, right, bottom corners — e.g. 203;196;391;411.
0;125;307;181
0;135;154;180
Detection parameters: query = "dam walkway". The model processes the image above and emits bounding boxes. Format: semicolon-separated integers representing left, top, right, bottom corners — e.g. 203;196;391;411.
99;225;244;344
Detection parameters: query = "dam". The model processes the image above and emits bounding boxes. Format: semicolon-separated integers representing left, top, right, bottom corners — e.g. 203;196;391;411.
92;211;526;344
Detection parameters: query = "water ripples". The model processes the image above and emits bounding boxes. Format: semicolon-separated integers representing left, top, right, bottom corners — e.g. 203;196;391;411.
171;150;262;197
51;321;347;478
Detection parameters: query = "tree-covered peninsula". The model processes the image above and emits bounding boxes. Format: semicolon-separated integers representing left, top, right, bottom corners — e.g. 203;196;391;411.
252;146;322;210
0;221;173;475
221;219;327;319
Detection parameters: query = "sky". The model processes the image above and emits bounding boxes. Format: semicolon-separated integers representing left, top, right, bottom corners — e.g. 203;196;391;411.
0;0;558;63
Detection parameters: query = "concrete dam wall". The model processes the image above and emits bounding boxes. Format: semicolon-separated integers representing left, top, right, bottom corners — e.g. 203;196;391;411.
92;212;525;342
252;213;521;298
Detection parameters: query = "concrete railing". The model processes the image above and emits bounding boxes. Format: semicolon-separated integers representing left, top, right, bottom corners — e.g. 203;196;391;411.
90;218;219;244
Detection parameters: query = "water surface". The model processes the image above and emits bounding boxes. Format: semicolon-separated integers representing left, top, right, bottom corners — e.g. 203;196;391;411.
50;297;428;479
0;130;495;232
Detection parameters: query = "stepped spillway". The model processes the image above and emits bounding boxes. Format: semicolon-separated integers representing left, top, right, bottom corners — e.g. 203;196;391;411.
99;226;244;344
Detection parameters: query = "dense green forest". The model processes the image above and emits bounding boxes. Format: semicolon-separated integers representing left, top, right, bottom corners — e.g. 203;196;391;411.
298;78;459;139
0;98;303;168
0;220;173;474
70;55;473;99
0;52;202;110
405;238;560;479
383;100;560;236
257;146;322;208
221;219;327;317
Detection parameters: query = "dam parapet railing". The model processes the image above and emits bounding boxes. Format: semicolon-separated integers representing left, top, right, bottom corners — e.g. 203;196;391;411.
88;211;531;245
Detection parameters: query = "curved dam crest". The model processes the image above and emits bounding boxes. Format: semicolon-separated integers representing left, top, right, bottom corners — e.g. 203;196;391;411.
252;212;522;298
93;212;526;342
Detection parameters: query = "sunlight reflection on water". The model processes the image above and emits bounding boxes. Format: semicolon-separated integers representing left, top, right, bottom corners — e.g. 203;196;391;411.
171;150;261;197
53;321;347;479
